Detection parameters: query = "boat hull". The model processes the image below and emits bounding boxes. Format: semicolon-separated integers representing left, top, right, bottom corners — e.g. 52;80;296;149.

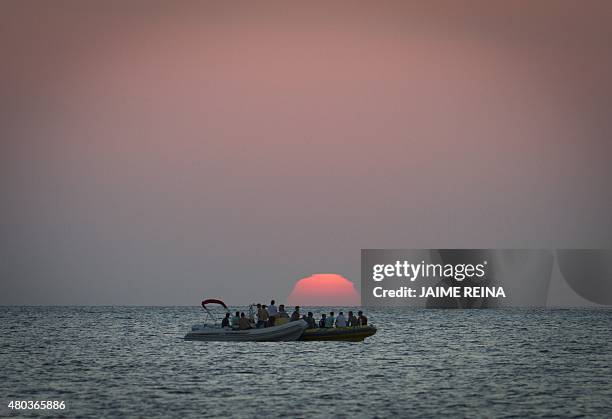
185;319;307;342
299;325;377;342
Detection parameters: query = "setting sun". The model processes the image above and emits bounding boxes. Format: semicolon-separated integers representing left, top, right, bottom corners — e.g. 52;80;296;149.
287;274;360;306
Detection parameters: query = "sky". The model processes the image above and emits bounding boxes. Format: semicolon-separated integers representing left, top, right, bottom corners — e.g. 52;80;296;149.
1;1;611;305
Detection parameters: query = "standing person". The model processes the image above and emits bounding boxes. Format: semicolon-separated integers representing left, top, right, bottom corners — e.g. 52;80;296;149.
231;311;240;329
357;311;368;326
290;306;301;322
319;313;327;328
257;304;270;328
268;300;278;326
325;311;335;328
257;304;269;328
255;303;262;325
221;312;231;328
335;311;347;327
347;311;358;327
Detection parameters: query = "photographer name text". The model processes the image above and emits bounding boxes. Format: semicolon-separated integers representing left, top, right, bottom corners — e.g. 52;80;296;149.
371;260;506;299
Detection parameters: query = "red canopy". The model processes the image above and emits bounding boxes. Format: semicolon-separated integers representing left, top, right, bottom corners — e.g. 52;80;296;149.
201;299;228;310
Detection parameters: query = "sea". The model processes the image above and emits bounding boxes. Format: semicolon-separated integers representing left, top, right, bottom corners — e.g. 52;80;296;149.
1;307;611;418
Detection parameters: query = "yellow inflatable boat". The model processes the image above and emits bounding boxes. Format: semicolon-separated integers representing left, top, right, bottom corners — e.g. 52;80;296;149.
299;325;377;342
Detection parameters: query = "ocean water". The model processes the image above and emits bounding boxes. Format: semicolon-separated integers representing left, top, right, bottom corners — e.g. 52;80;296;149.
1;307;611;418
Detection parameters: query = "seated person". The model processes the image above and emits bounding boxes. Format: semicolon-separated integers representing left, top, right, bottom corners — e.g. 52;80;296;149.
238;312;252;330
324;312;335;328
231;311;240;329
306;312;317;329
335;311;347;327
357;311;368;326
278;304;289;318
319;314;327;328
221;312;231;328
290;306;301;322
347;311;358;327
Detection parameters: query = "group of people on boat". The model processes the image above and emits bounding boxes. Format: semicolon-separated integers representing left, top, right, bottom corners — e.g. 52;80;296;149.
220;300;368;330
310;309;368;329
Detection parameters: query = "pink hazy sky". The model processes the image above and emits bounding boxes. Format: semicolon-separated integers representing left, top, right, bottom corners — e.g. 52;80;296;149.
1;1;611;305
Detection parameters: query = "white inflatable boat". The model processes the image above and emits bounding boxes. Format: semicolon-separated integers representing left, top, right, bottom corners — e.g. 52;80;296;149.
185;319;307;342
184;299;307;342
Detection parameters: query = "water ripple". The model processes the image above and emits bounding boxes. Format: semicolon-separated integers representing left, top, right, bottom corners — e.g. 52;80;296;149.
1;307;611;418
